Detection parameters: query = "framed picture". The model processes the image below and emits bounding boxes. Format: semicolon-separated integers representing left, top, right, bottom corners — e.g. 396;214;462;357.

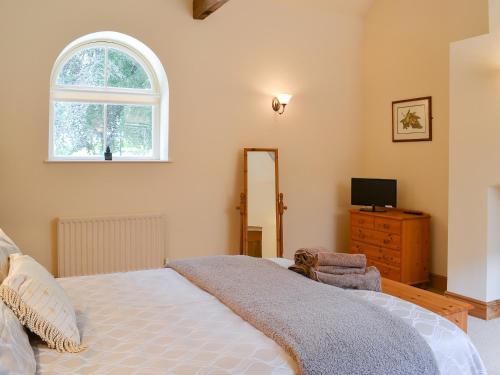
392;97;432;142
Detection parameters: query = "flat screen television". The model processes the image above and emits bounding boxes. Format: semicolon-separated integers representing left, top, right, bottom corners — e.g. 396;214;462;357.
351;178;397;212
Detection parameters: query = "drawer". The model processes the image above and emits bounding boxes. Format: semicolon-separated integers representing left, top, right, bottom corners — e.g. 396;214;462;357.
351;214;374;230
367;259;401;281
374;217;401;234
350;241;400;266
351;227;401;250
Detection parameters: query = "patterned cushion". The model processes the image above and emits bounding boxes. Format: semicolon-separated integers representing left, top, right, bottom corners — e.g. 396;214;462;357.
0;254;85;353
0;228;21;283
0;300;36;375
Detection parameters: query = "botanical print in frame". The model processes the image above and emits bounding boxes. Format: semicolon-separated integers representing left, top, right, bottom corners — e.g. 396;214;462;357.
392;97;432;142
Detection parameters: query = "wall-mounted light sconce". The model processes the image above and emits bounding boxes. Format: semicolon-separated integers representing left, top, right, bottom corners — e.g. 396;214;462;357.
272;94;293;115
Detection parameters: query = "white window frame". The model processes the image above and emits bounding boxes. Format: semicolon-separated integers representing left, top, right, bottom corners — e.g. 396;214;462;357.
49;32;169;162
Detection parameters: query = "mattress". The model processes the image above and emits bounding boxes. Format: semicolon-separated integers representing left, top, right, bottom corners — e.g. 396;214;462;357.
34;264;486;375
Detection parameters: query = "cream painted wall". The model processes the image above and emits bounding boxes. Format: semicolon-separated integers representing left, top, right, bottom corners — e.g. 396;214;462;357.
0;0;366;273
449;29;500;302
362;0;489;277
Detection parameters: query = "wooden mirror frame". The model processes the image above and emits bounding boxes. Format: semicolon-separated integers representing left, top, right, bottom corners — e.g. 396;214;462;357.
238;148;286;258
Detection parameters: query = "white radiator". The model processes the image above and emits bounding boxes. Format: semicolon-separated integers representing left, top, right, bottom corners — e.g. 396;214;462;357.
57;213;167;277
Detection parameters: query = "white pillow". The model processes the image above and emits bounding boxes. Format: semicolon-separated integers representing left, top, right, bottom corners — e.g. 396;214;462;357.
0;228;21;283
0;300;36;375
0;254;85;353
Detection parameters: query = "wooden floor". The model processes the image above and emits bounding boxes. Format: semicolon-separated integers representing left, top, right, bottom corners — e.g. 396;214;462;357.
382;278;473;332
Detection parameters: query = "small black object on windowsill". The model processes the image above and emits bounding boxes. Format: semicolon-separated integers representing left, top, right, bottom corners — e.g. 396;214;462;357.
104;146;112;161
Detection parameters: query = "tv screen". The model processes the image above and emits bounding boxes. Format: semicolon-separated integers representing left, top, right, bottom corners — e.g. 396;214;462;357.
351;178;397;208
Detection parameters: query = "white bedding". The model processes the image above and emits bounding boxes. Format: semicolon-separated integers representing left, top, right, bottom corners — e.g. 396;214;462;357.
34;264;486;375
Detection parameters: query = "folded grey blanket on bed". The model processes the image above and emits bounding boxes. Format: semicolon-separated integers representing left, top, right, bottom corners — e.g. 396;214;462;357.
168;255;439;375
290;249;380;291
295;248;367;268
315;266;382;291
316;265;366;274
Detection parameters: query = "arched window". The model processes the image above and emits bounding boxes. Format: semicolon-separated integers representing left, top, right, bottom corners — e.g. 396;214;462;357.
49;32;169;161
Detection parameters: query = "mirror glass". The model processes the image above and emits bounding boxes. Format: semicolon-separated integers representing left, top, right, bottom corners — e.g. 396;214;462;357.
246;150;278;258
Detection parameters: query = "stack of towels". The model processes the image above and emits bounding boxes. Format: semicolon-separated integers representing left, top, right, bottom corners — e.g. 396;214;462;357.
289;248;381;292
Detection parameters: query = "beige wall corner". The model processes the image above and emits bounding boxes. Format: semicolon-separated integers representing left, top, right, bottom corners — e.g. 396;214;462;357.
449;30;500;302
362;0;489;277
490;0;500;31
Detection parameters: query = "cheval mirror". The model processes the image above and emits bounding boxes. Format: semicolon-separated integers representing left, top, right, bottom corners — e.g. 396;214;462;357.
237;148;287;258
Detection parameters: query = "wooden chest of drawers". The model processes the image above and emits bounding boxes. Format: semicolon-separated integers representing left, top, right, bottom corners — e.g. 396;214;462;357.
349;209;430;285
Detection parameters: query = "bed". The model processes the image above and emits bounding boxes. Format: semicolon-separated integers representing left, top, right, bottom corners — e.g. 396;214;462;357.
32;259;487;375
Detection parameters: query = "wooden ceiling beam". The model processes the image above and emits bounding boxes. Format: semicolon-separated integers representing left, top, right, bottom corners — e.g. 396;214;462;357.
193;0;230;20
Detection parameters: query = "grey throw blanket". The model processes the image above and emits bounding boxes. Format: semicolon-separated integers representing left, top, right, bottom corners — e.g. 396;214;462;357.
169;256;439;375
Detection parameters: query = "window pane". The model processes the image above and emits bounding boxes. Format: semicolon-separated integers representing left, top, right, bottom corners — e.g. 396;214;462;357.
53;102;104;157
107;49;152;89
106;105;153;157
56;48;105;87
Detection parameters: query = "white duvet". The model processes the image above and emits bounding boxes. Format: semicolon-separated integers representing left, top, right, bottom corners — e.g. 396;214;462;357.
34;262;486;375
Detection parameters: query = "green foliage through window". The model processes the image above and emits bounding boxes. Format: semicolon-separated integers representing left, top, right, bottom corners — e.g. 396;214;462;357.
57;48;105;87
51;39;162;160
54;102;153;158
107;105;153;157
56;46;151;90
107;49;151;89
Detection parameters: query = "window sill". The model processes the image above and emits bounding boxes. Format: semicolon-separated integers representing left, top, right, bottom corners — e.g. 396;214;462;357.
44;160;172;164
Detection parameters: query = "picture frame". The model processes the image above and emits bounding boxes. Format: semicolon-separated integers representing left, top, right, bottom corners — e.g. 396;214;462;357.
392;97;432;142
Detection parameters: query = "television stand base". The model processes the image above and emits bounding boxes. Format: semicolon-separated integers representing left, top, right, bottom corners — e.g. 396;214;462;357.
359;205;387;213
